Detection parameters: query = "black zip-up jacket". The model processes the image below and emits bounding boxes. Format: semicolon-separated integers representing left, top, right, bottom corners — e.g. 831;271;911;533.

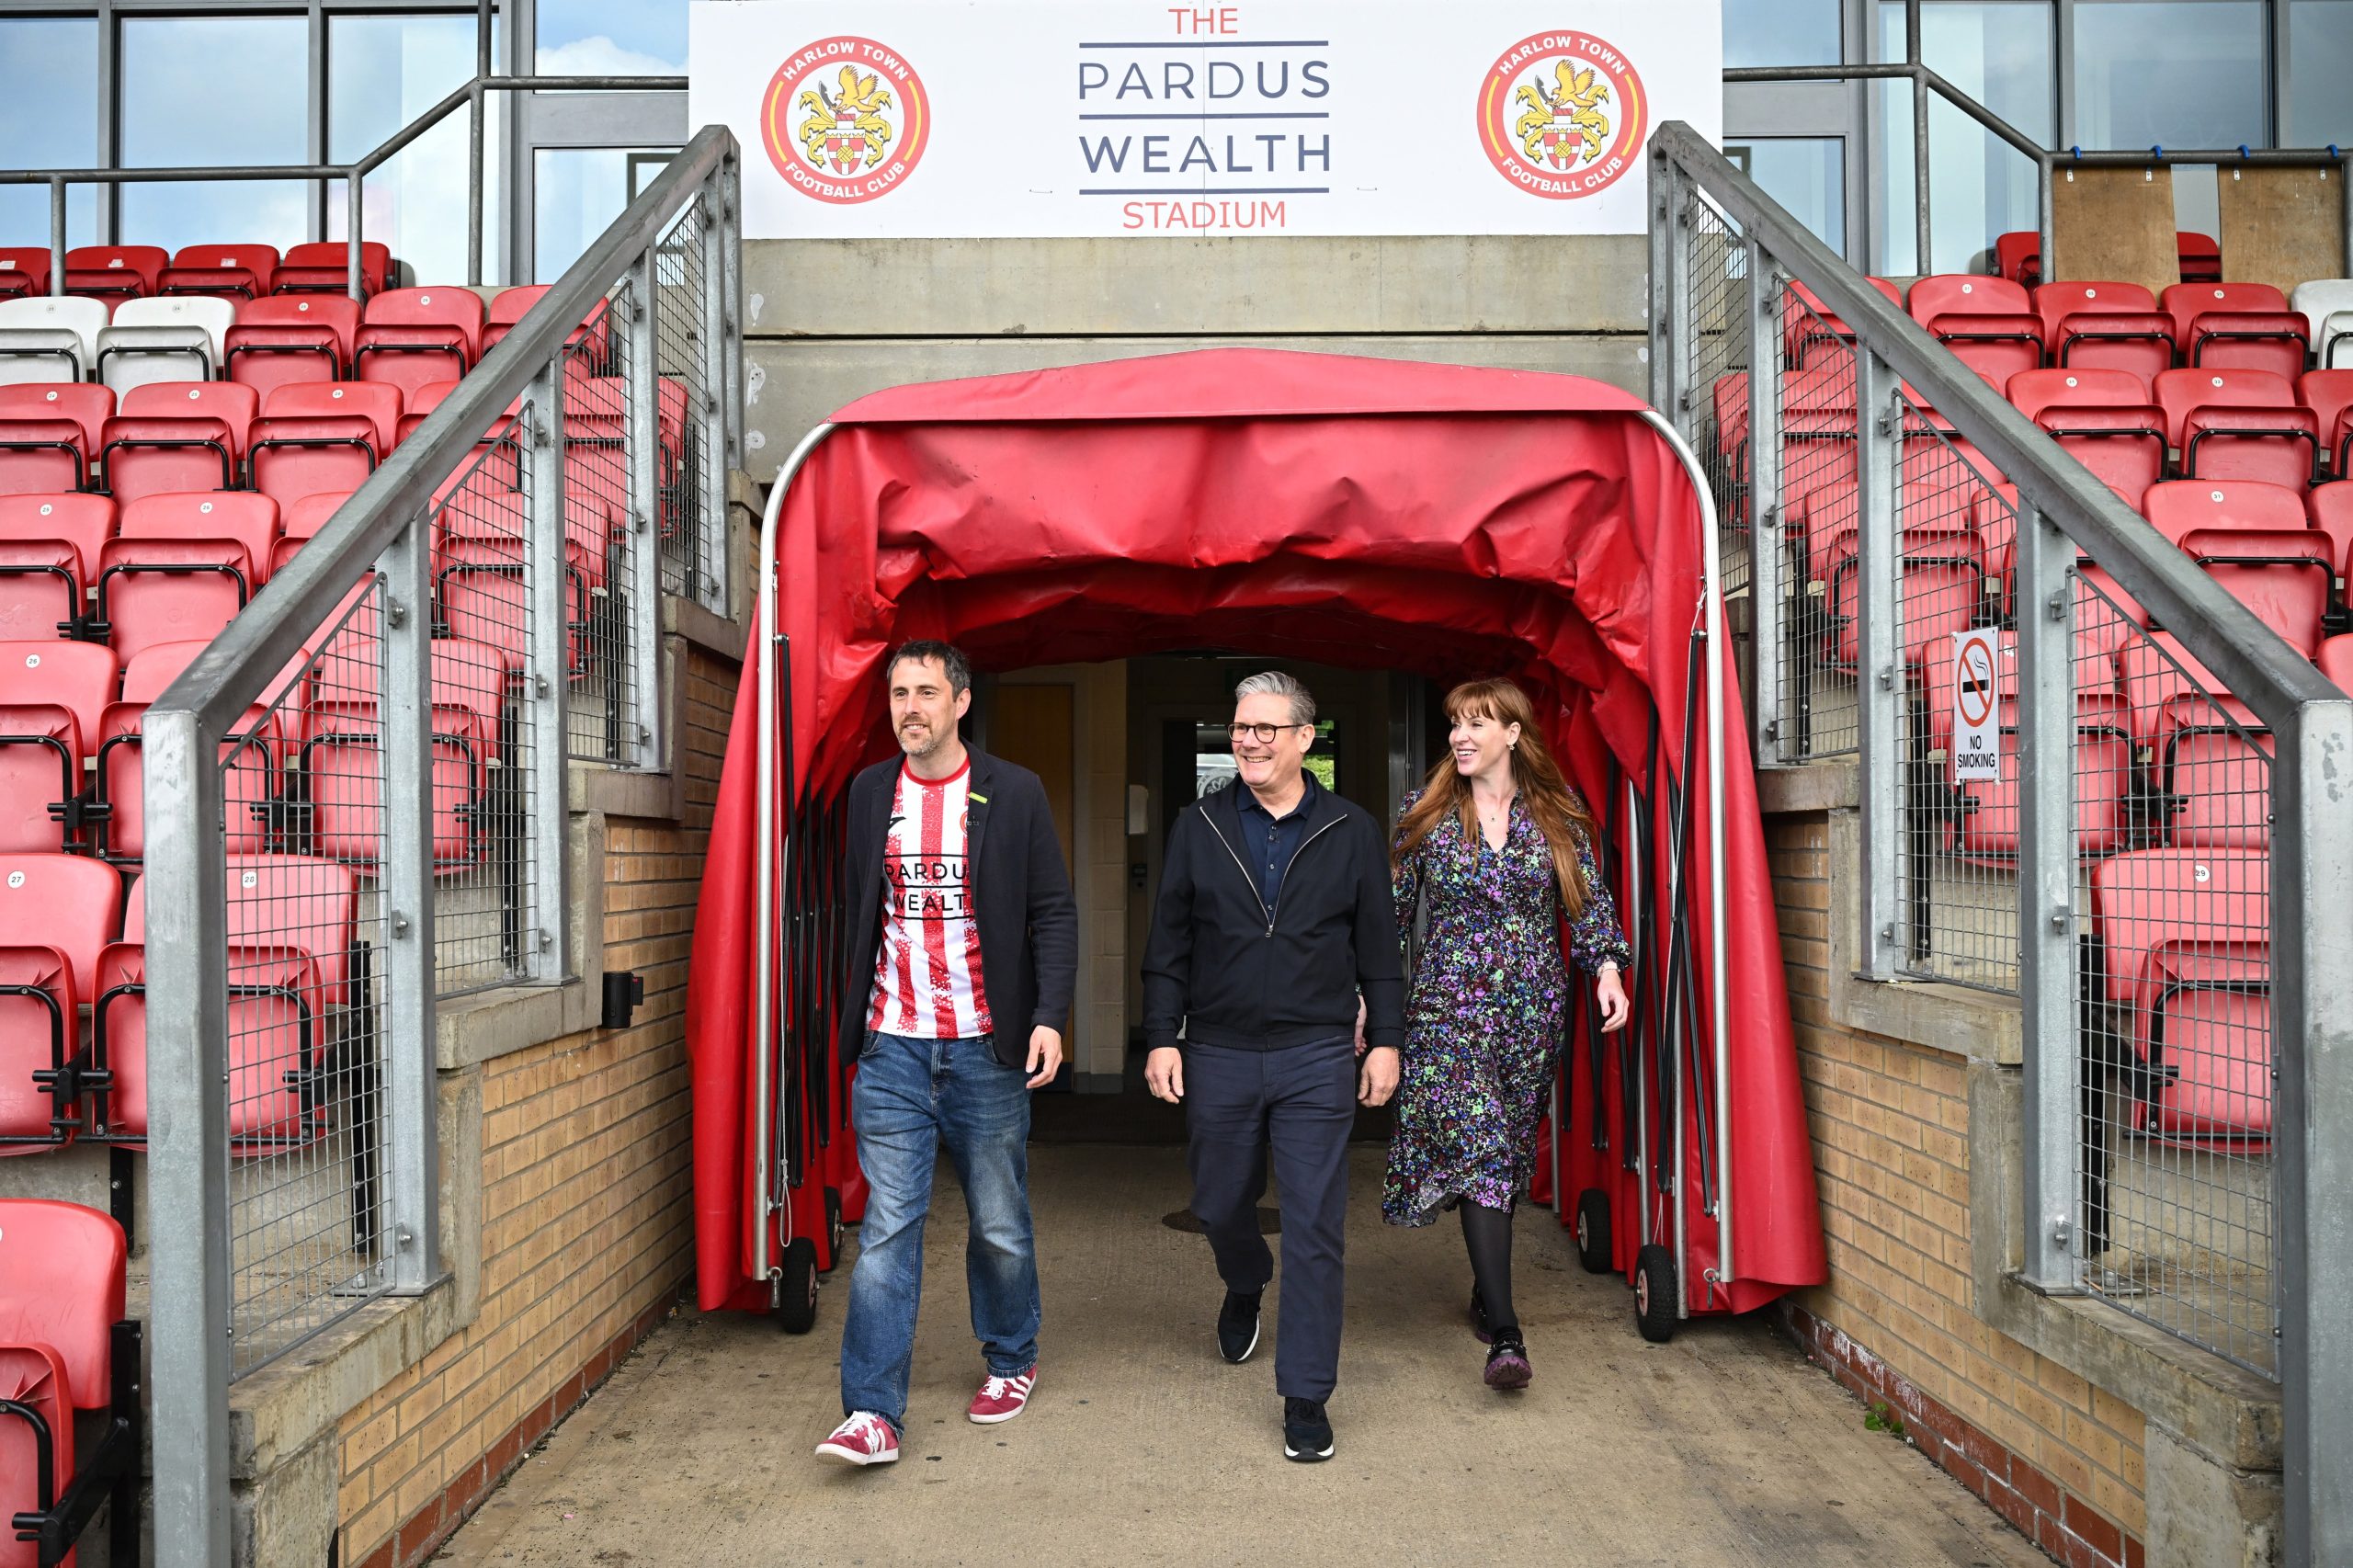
1142;778;1405;1053
838;745;1079;1071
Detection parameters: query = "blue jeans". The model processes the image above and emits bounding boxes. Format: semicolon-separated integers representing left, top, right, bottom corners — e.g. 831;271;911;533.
839;1030;1040;1430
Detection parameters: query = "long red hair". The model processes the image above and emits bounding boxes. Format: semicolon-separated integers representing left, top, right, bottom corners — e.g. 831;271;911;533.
1393;678;1597;915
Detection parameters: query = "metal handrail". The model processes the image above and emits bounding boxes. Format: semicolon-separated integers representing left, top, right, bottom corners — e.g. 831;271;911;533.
1653;119;2338;729
0;72;688;297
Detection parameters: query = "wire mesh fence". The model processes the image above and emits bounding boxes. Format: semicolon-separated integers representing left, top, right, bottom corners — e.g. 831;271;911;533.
1676;190;1756;701
557;292;643;766
427;403;542;994
654;192;722;612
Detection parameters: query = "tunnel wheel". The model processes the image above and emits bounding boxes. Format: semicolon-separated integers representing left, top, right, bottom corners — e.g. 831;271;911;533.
1633;1244;1678;1344
778;1239;820;1335
824;1187;846;1266
1574;1189;1613;1275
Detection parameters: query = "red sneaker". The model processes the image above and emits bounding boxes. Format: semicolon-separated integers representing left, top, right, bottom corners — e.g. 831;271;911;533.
815;1411;900;1465
967;1365;1038;1425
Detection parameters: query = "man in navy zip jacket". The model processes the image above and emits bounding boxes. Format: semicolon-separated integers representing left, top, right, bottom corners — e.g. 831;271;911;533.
1142;670;1404;1463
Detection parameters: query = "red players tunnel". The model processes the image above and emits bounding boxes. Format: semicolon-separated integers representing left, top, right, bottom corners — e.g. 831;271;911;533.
686;346;1826;1338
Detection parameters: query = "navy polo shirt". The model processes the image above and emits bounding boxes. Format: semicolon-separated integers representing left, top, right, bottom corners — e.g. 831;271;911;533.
1233;772;1321;918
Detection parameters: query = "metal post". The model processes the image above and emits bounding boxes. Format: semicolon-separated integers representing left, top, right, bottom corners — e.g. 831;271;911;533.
523;361;572;981
2039;153;2058;283
1854;348;1903;978
2015;505;2082;1292
698;168;735;612
468;0;491;287
347;172;365;301
626;256;665;768
1649;149;1677;416
1907;0;1932;275
1746;235;1785;764
48;180;65;299
377;512;442;1290
2275;698;2353;1568
142;709;233;1568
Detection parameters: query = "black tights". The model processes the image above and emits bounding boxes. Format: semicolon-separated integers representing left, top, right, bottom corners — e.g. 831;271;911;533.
1460;1200;1517;1336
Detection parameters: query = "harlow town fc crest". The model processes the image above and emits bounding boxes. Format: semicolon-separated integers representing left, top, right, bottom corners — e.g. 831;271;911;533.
759;37;930;205
1477;31;1647;199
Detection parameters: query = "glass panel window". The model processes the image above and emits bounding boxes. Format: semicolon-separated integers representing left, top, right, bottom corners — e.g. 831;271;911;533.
329;13;504;288
1723;0;1842;66
536;0;686;74
2070;3;2265;151
534;147;674;281
120;15;311;252
1875;2;2054;274
2289;2;2353;148
0;18;100;248
1727;139;1847;256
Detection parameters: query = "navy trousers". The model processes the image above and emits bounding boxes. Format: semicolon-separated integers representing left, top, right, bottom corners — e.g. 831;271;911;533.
1184;1038;1357;1402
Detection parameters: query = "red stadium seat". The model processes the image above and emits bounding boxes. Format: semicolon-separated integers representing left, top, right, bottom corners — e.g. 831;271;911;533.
61;245;167;306
95;492;279;663
354;287;484;403
0;383;110;495
0;641;115;851
436;491;611;676
2161;282;2308;377
300;637;506;868
2142;478;2307;540
2177;232;2222;284
2028;403;2165;507
94;640;294;864
1908;274;2043;386
1783;278;1904;369
0;856;119;1151
1822;518;1985;673
0;1199;139;1566
159;243;281;302
482;283;615;369
2091;848;2270;1142
94;854;362;1145
246;381;399;506
0;252;50;302
97;381;256;502
2319;632;2353;696
2306;485;2353;592
2181;528;2332;655
2301;369;2353;474
1919;636;2131;860
398;382;522;488
2032;281;2175;383
2154;368;2316;488
270;490;351;576
1993;232;2041;288
225;295;360;401
273;240;392;298
0;494;112;642
2006;367;2149;419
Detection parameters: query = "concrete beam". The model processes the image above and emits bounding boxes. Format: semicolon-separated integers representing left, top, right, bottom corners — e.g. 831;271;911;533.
740;234;1651;339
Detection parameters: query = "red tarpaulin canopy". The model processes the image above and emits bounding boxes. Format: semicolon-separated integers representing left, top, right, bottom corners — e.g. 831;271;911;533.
687;347;1824;1315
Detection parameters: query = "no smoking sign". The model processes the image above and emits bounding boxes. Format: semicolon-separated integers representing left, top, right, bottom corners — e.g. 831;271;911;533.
1951;630;2001;782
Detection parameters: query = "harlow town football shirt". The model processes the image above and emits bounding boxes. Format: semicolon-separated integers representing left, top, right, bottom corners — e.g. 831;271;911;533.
870;758;994;1039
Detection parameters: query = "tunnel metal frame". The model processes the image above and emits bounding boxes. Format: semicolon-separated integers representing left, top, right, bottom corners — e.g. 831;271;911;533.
745;399;1741;1326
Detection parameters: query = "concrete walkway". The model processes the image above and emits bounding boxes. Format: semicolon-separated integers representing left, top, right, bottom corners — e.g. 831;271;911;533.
435;1146;2044;1568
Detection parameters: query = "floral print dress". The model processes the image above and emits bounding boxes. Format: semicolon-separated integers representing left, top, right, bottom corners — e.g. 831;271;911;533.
1381;788;1632;1226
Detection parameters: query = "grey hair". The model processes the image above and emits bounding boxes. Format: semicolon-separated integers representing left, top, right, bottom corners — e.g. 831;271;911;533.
1233;670;1316;726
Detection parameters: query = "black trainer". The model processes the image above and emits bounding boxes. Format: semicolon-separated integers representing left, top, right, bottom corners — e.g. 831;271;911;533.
1484;1327;1531;1391
1282;1397;1334;1462
1217;1289;1263;1364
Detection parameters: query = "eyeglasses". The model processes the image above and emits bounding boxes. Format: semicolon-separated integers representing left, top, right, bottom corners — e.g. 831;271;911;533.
1227;722;1308;744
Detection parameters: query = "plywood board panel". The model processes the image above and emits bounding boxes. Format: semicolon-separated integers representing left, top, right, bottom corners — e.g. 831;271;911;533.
2218;165;2347;292
2051;165;2177;292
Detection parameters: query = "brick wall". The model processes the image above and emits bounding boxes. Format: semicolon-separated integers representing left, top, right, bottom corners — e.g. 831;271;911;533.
334;644;736;1568
1768;812;2150;1568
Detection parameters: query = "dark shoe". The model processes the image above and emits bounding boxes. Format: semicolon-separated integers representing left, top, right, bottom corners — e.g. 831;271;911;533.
1469;1285;1494;1345
1282;1397;1334;1462
1484;1329;1531;1392
1218;1289;1263;1364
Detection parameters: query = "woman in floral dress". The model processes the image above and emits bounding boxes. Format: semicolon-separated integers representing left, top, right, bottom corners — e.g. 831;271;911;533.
1382;676;1631;1390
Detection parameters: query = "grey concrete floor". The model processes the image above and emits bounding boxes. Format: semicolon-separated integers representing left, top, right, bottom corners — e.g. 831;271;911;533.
435;1145;2045;1568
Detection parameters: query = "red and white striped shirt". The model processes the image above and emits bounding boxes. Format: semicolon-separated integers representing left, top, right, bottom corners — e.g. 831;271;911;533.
870;758;993;1039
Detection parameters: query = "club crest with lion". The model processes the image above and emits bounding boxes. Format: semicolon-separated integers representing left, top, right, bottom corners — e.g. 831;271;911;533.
1478;29;1648;199
796;65;896;175
1515;61;1611;170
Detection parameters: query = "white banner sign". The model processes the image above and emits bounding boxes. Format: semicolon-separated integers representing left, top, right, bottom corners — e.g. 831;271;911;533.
1951;630;2002;783
689;1;1722;238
